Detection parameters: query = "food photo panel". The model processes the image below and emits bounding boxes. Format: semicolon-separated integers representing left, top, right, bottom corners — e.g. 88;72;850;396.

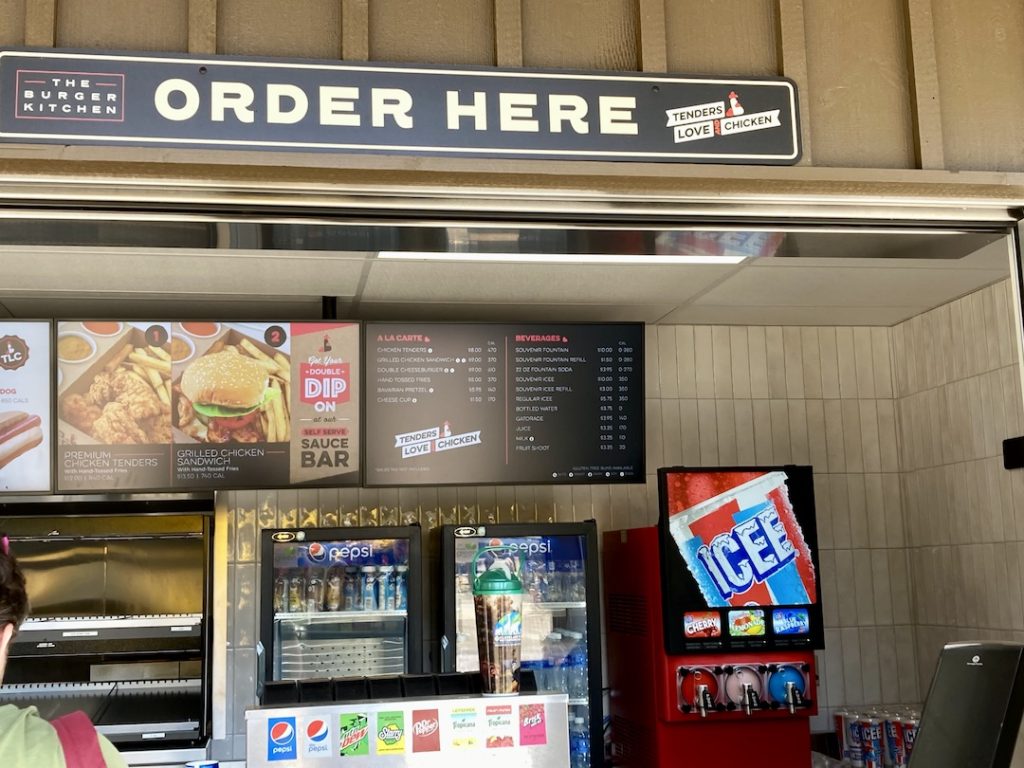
56;321;173;491
171;322;360;488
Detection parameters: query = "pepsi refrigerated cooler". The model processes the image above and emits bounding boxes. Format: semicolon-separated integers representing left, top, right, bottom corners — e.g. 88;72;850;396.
259;526;423;694
440;522;603;768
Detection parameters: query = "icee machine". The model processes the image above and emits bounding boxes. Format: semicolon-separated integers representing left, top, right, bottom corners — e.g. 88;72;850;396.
605;466;823;768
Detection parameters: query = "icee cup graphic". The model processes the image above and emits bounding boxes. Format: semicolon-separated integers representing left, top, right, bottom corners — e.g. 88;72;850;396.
472;546;524;696
667;471;817;608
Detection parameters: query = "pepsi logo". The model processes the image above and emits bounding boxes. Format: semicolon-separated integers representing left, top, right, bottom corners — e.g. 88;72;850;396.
307;719;329;743
271;721;295;745
307;542;327;563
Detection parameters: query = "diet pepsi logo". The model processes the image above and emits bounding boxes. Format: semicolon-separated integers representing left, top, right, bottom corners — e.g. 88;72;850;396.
307;542;327;563
304;718;331;758
268;717;297;761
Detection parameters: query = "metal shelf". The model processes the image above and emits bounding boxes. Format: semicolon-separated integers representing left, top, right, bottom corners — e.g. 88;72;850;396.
274;610;407;624
528;601;587;611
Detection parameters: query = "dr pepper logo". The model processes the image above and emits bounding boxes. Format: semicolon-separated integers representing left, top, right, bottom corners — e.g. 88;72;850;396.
0;336;28;371
411;709;440;753
300;362;350;409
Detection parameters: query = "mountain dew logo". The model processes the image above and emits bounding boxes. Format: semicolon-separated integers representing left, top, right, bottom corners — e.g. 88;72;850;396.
339;713;369;756
376;711;406;755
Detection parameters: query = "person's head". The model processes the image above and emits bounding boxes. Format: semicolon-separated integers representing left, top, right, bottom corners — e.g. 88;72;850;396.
0;535;29;684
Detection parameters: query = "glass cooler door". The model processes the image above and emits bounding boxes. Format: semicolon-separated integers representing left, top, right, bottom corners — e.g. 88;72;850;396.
261;526;422;683
444;523;601;767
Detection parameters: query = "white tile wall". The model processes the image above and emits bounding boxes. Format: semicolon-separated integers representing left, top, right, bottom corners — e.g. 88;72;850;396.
213;285;1024;759
894;279;1024;722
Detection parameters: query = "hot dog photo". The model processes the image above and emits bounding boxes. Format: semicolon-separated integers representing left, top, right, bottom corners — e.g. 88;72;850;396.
0;322;52;493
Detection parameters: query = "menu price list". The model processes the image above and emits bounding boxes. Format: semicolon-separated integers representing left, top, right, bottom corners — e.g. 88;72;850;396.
364;323;644;486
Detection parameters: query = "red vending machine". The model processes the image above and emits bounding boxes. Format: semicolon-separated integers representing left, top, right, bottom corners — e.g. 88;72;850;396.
605;466;823;768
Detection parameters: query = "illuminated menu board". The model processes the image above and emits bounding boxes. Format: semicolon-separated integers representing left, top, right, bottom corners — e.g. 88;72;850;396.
56;321;360;491
364;323;644;486
0;321;52;494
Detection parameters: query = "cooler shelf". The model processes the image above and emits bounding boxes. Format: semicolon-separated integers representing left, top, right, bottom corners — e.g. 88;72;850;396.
274;610;406;624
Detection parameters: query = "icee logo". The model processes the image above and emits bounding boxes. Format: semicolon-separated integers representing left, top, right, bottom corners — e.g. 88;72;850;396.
268;717;297;761
695;503;795;601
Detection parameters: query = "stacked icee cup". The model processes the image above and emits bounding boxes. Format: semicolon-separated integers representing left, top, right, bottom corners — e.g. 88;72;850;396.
472;547;525;695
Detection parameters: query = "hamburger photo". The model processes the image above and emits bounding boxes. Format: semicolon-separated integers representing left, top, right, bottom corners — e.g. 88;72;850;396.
175;350;280;443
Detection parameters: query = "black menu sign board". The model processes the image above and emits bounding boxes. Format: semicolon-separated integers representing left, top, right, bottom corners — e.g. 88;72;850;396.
364;323;644;486
56;321;360;491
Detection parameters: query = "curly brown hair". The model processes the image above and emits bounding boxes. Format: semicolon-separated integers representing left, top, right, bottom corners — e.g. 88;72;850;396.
0;538;29;631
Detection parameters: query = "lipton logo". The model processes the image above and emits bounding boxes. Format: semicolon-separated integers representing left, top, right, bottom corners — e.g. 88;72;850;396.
454;526;479;537
413;718;438;737
272;532;296;542
0;336;28;371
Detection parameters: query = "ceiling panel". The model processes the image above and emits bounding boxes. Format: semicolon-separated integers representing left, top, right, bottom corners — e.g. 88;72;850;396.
359;260;739;304
693;266;1008;309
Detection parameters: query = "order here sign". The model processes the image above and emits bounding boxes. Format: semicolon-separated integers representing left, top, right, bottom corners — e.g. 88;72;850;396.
0;49;800;164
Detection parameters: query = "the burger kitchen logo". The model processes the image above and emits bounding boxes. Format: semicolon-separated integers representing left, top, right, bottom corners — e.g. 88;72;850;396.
394;420;482;459
665;90;782;144
16;70;125;121
0;336;28;371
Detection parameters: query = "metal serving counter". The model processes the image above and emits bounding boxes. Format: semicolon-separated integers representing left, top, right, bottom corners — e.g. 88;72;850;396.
246;692;569;768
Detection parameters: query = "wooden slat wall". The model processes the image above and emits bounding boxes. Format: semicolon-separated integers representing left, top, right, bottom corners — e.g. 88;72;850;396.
55;0;187;52
665;0;778;77
369;0;494;65
521;0;639;70
931;0;1024;172
802;0;915;169
217;0;341;58
8;0;1024;171
0;0;26;47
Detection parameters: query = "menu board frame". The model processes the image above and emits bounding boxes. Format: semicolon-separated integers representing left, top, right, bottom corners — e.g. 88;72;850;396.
0;319;54;496
361;321;645;488
54;319;362;494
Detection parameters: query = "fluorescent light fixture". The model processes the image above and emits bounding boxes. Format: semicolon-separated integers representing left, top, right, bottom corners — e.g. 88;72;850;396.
376;251;746;265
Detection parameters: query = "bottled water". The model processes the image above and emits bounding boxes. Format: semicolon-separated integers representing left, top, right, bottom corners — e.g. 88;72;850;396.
564;629;588;699
569;716;590;768
542;632;566;692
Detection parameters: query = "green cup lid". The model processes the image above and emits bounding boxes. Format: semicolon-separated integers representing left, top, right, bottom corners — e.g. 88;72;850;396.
472;566;523;595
